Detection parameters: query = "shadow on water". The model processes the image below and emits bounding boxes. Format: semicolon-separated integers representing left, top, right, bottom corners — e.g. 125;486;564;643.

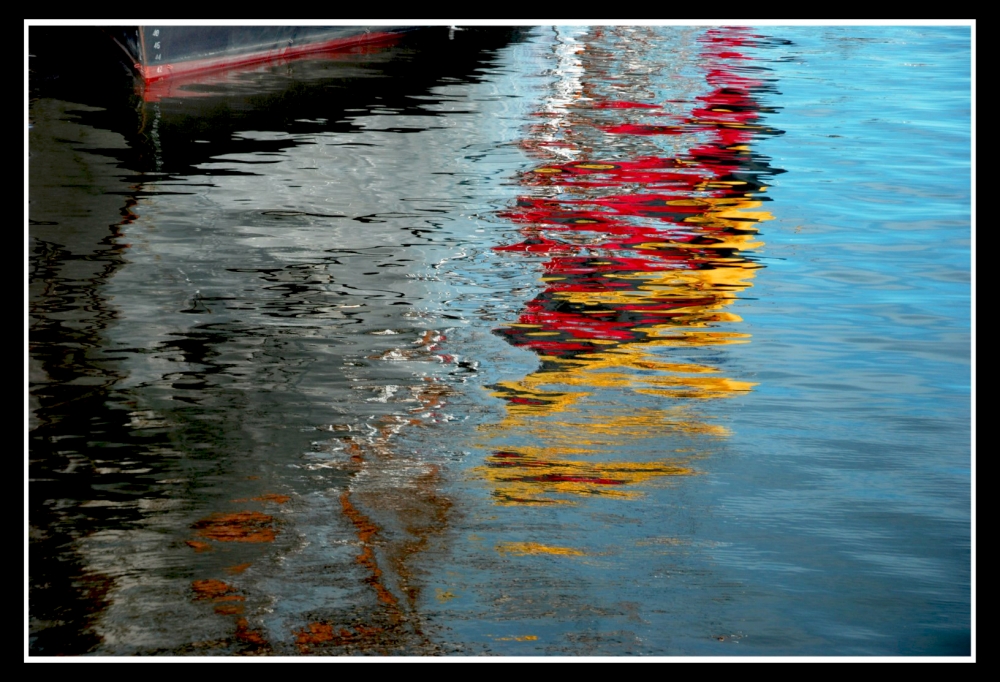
29;26;530;655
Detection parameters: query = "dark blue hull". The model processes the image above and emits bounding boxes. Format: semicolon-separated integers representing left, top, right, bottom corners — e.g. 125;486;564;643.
121;25;412;83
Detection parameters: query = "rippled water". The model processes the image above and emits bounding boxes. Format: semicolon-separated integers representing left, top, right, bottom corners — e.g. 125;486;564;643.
28;25;972;657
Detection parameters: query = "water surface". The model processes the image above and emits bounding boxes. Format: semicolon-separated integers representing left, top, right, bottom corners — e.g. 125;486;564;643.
28;24;971;657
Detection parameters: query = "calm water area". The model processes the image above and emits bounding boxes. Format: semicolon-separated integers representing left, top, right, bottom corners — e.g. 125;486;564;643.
27;25;972;657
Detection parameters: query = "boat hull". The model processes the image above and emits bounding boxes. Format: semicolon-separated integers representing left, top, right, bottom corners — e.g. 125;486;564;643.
131;26;411;84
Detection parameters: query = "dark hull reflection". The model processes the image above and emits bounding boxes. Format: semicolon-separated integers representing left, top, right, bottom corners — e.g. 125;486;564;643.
29;28;526;655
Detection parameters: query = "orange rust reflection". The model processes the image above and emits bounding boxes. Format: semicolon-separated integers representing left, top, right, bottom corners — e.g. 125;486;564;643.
252;493;290;504
229;493;291;505
295;622;337;648
191;578;239;600
184;507;278;650
298;372;457;651
191;581;247;622
235;618;268;647
339;492;400;609
192;511;277;543
294;622;388;654
189;578;267;650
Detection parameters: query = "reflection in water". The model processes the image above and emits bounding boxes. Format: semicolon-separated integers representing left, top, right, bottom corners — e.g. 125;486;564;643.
28;96;157;654
31;24;969;656
123;34;505;654
29;28;528;655
482;27;783;507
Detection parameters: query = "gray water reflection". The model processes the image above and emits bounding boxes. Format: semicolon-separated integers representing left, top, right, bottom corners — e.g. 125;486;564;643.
30;28;533;655
30;97;136;654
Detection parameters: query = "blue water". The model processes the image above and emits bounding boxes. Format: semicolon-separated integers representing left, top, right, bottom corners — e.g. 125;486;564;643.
28;24;972;657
